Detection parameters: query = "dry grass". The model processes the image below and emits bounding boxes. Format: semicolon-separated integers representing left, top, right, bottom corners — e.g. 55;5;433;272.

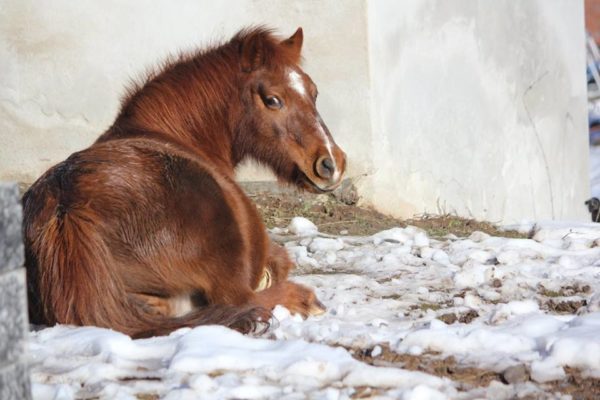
248;186;526;239
405;213;527;239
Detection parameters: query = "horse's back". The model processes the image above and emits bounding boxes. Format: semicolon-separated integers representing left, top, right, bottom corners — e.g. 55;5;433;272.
23;138;267;325
25;138;240;241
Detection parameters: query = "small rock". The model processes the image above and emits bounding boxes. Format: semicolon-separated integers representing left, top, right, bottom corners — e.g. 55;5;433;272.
469;231;491;242
581;285;591;293
332;179;359;205
501;364;529;384
458;309;479;323
439;313;457;324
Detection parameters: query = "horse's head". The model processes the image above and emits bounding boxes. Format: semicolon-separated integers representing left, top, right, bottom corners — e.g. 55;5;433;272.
236;28;346;193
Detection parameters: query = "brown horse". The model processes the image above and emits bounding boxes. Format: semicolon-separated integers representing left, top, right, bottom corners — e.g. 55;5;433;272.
22;27;346;338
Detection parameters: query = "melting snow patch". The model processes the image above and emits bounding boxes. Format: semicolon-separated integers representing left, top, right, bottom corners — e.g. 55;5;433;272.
29;220;600;398
288;217;318;237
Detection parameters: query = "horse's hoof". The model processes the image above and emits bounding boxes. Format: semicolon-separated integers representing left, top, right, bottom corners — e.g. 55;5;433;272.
309;299;326;316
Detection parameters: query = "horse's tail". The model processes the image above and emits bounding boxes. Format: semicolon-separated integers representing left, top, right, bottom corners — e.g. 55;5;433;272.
28;202;266;338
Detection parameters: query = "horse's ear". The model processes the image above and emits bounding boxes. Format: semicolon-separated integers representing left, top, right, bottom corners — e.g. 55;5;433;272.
281;27;303;57
240;34;266;73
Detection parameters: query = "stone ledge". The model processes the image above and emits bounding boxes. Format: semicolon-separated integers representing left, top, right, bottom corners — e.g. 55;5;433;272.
0;182;24;272
0;361;32;400
0;268;28;366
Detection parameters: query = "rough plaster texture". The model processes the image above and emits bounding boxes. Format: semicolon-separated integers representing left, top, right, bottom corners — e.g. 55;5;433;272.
366;0;589;222
0;0;589;223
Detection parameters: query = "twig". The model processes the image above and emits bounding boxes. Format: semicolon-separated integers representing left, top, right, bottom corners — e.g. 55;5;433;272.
318;220;358;227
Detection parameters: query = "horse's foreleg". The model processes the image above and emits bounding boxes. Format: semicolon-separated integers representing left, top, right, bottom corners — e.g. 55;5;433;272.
251;239;325;317
264;240;294;283
252;281;326;317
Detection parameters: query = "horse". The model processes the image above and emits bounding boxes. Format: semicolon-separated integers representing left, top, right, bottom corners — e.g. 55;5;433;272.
22;27;346;338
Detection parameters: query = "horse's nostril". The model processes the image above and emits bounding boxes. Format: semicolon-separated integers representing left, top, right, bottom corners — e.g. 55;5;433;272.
322;158;334;174
315;156;335;179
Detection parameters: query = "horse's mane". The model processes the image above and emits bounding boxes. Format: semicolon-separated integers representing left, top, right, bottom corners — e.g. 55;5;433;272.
105;26;300;150
118;27;298;112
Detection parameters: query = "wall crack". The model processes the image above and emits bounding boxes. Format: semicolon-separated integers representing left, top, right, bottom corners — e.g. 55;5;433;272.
522;71;555;219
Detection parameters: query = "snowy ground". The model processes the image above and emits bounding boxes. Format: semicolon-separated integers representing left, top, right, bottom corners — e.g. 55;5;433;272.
29;217;600;400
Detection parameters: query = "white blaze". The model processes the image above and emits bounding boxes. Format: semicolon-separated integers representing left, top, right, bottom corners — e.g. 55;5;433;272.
316;122;339;182
288;68;339;183
288;70;307;97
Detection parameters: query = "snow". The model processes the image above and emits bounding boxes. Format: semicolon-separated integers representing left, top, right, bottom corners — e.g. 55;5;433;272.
287;217;318;237
28;220;600;399
308;237;344;253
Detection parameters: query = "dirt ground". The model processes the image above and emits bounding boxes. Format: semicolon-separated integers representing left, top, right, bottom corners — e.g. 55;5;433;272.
348;344;600;399
245;182;526;239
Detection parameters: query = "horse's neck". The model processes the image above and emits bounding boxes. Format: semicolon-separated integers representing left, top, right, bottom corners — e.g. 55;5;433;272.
106;59;243;174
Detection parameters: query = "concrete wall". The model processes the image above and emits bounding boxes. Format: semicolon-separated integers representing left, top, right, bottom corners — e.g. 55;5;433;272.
0;183;31;400
365;0;589;222
0;0;589;223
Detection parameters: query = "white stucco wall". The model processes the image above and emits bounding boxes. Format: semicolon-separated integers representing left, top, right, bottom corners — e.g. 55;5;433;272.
365;0;589;223
0;1;589;223
0;0;371;183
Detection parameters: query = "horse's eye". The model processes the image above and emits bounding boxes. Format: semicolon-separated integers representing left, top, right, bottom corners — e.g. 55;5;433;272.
263;95;283;110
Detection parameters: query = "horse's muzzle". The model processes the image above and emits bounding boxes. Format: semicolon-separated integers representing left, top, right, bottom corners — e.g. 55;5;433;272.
314;155;335;180
312;150;346;190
